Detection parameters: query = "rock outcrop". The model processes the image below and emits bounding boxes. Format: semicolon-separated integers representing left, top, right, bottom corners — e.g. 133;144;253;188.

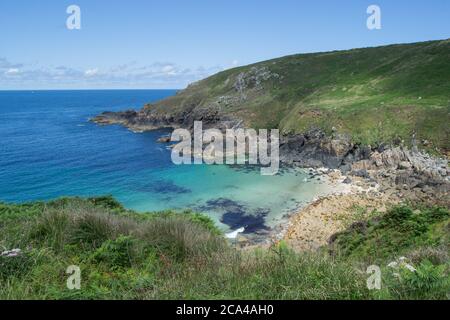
278;129;449;207
92;108;449;206
92;103;242;133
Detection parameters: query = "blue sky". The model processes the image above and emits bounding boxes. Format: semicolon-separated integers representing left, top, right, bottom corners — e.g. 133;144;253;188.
0;0;449;89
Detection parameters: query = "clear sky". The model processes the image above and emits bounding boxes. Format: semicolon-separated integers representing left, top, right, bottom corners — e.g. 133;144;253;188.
0;0;449;90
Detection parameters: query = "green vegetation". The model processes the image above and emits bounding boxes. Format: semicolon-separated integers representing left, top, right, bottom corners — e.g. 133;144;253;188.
331;206;449;262
148;39;450;153
330;205;449;299
0;197;448;300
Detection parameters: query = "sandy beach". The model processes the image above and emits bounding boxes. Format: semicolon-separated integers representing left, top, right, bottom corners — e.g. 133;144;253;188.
280;170;402;252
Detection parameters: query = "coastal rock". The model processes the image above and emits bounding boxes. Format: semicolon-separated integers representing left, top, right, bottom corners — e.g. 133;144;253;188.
1;248;22;258
91;110;138;125
395;171;421;189
93;107;449;204
350;159;374;171
157;136;171;143
92;102;243;133
398;161;412;170
343;177;352;184
380;147;409;168
279;129;355;169
349;169;370;179
327;134;354;158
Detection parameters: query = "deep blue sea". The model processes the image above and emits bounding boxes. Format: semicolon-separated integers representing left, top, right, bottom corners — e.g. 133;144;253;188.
0;90;332;235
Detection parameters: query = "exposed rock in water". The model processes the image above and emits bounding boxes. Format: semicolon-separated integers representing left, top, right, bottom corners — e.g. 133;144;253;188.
91;110;139;125
157;136;171;143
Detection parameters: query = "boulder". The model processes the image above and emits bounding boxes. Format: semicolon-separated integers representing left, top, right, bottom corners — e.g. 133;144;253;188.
398;161;412;170
350;169;370;179
343;177;352;184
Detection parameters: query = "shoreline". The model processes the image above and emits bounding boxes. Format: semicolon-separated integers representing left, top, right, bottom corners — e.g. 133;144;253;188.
240;168;398;250
268;164;448;252
279;170;399;252
91;115;449;251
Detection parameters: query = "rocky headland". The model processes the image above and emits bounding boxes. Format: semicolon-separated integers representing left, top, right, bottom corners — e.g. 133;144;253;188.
91;39;449;251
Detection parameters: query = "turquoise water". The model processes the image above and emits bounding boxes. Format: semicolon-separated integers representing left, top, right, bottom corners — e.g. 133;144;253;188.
0;90;332;235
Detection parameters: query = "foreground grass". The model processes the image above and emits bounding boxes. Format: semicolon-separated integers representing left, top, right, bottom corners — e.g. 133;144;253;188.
0;197;448;300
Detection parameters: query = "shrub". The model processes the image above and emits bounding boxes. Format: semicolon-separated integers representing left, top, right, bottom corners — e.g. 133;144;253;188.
87;195;125;211
90;236;137;270
28;210;69;251
138;216;226;262
408;246;449;265
384;260;450;300
185;212;222;235
330;205;450;262
69;211;117;249
402;261;448;296
143;210;222;236
0;253;34;280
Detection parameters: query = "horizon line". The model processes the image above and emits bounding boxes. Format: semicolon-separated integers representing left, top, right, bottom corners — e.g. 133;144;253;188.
0;88;182;92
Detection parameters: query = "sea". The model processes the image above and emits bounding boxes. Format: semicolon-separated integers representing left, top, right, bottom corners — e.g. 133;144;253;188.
0;90;333;236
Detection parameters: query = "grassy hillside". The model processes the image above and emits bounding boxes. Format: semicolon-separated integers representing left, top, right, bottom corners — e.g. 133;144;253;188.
1;197;448;299
146;39;450;153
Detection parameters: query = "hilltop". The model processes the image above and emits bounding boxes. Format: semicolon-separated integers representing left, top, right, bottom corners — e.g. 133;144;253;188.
94;39;450;154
